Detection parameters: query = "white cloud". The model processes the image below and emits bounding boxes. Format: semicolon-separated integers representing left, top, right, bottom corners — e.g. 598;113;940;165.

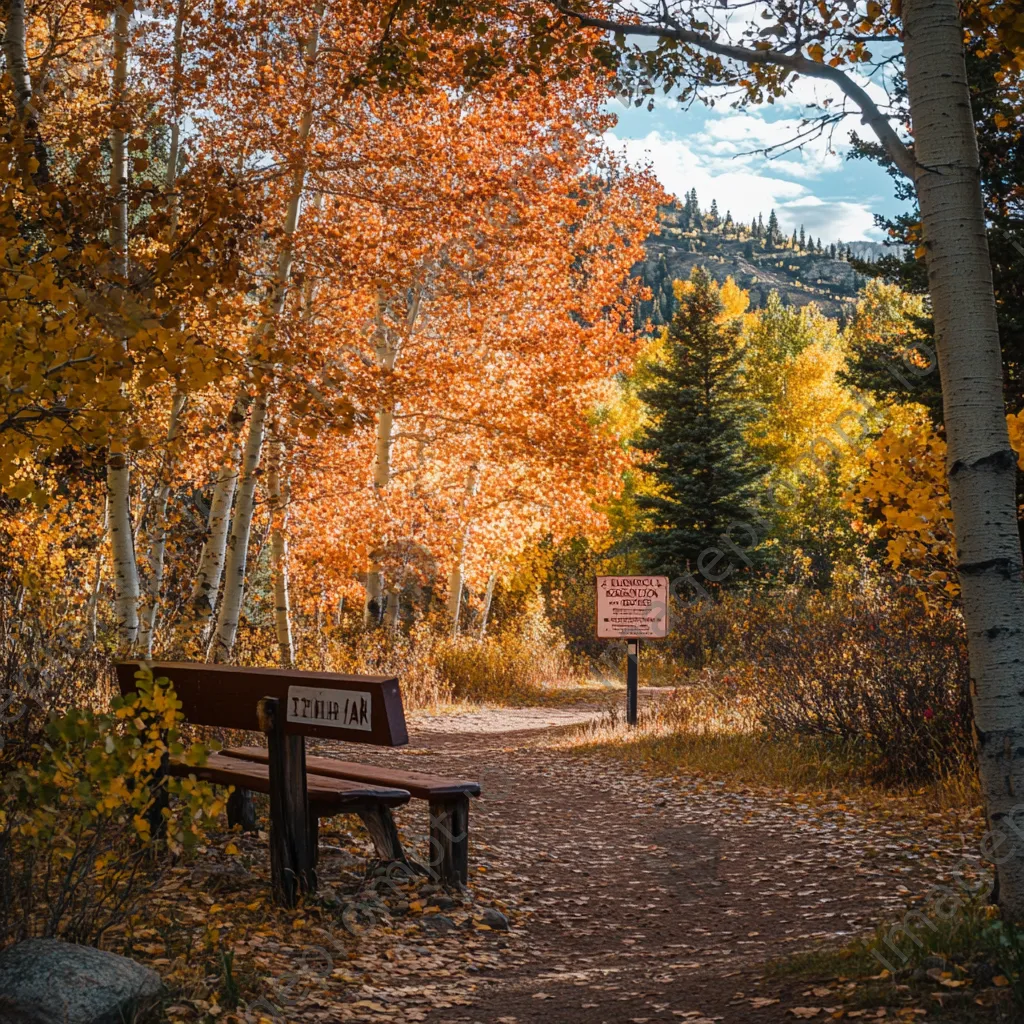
606;126;883;242
694;114;846;178
775;196;881;243
607;129;804;217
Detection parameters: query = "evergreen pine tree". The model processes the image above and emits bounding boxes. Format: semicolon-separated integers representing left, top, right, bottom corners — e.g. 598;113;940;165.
799;225;806;249
750;216;758;237
816;236;822;252
709;197;719;224
686;189;699;223
691;192;704;230
790;228;798;248
766;209;780;249
635;267;768;579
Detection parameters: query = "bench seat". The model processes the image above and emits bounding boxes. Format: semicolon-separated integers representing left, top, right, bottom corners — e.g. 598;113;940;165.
170;752;413;870
221;746;480;800
169;752;411;809
221;745;478;886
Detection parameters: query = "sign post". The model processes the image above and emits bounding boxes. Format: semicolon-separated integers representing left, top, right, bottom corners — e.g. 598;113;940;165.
596;576;669;726
626;639;639;725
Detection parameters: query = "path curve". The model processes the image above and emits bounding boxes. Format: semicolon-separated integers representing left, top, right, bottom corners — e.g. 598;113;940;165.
312;702;977;1024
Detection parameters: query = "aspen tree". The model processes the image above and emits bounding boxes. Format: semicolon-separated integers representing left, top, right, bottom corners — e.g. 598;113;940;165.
447;463;480;637
268;434;295;666
210;2;324;661
191;391;249;624
106;1;140;648
139;0;189;655
139;392;187;655
478;572;497;639
902;0;1024;914
2;0;30;120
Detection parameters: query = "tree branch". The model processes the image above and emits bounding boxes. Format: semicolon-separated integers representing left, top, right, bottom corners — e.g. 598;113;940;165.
553;2;916;180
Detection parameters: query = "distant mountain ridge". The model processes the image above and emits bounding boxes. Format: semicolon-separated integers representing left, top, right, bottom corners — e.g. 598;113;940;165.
634;201;901;328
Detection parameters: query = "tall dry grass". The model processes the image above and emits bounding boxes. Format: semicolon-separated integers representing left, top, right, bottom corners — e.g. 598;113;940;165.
564;671;981;813
301;618;584;709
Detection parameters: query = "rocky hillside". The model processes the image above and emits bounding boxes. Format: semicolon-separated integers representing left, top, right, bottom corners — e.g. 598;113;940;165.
634;206;895;328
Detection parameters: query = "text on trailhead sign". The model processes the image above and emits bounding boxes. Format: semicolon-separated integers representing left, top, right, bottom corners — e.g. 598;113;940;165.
596;576;670;638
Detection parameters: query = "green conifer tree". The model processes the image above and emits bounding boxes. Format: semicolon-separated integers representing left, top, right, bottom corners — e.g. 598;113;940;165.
799;225;806;249
635;268;768;580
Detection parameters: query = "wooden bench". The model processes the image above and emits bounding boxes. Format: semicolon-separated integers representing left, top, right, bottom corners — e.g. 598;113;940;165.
116;661;479;904
221;746;480;889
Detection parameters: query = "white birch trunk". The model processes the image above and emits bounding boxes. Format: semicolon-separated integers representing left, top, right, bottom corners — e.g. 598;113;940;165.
86;495;109;644
364;284;426;625
107;446;139;647
903;0;1024;919
210;392;268;661
364;567;384;626
139;391;186;656
164;0;185;239
268;436;295;667
447;464;479;638
384;589;400;629
478;572;497;641
364;306;396;625
206;7;322;657
371;403;397;626
192;389;249;620
2;0;32;119
106;3;139;649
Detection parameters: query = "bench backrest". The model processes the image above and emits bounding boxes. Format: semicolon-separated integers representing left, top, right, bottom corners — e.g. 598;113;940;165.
115;661;408;747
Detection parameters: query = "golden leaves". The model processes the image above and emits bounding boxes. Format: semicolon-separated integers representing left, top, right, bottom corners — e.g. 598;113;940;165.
847;404;957;603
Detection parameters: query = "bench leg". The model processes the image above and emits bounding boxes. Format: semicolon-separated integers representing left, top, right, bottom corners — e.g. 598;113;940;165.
258;698;316;907
356;804;406;863
308;810;320;876
429;795;469;888
227;787;258;833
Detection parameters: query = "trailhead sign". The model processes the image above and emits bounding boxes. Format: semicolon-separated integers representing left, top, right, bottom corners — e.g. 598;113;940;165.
596;576;670;639
287;685;372;732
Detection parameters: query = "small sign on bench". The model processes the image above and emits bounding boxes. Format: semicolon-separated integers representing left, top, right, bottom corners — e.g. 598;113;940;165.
287;686;371;732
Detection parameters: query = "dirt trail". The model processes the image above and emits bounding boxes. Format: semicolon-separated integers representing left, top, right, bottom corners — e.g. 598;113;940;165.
313;700;980;1024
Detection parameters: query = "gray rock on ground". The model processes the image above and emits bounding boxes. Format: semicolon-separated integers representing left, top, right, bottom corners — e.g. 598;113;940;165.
481;907;510;931
0;938;162;1024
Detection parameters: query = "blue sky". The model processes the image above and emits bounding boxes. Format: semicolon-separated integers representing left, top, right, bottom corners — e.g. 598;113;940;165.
605;75;909;244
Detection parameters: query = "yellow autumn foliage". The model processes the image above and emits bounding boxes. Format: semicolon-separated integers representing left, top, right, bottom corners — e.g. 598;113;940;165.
745;323;849;469
673;274;750;322
849;405;1024;605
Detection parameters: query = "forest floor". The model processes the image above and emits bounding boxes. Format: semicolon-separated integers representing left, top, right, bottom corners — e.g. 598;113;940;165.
147;692;1011;1024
